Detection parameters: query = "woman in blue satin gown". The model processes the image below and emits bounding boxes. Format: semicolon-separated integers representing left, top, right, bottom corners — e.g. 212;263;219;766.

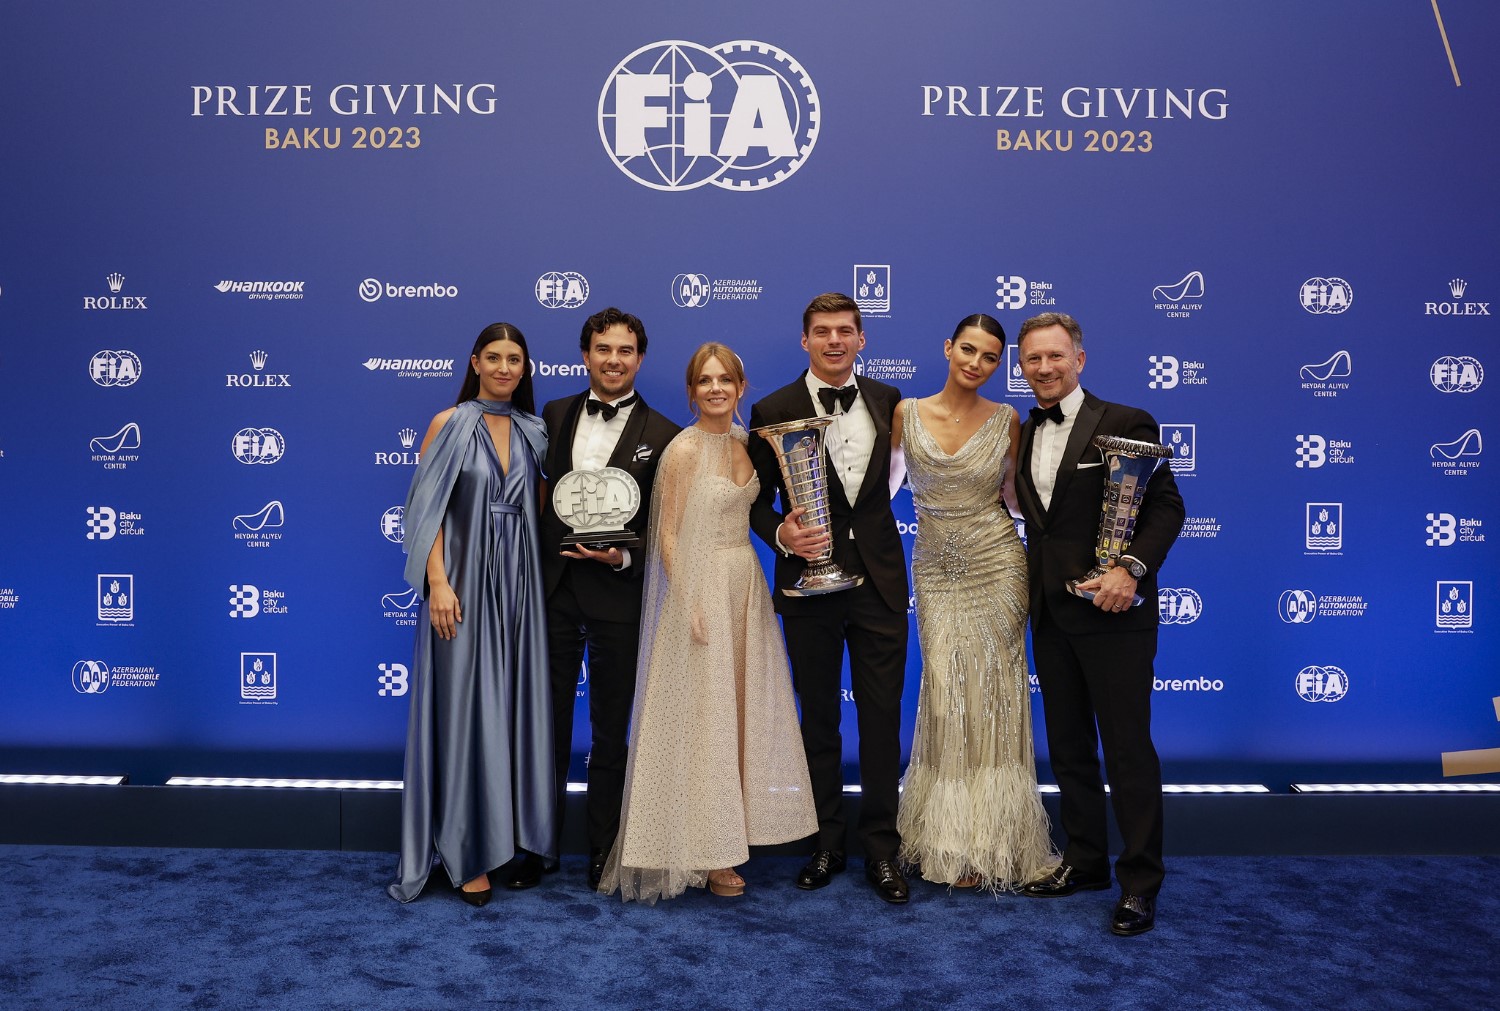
388;323;555;905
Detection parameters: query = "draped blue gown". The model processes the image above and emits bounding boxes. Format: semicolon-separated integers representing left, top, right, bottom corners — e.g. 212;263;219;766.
388;400;555;901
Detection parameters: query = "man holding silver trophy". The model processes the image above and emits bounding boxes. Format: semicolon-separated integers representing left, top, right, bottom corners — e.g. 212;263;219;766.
1012;312;1184;936
748;292;912;905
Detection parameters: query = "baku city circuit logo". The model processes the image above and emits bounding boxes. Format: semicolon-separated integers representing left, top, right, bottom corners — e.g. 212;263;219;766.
598;40;820;191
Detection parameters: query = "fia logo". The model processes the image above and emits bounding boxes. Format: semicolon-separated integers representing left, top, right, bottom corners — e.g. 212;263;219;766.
1277;589;1318;624
89;350;143;387
98;574;134;623
1424;278;1489;316
671;273;712;308
598;40;820;192
1160;424;1195;474
1425;513;1458;547
72;660;111;694
1148;355;1179;389
232;427;285;464
535;271;590;309
381;506;405;544
1306;503;1342;551
995;275;1027;311
378;663;410;697
1436;581;1473;630
1429;356;1484;394
240;652;277;700
229;584;260;618
1299;277;1353;315
1295;434;1326;469
854;265;891;315
86;506;117;540
1157;587;1202;625
1295;664;1349;703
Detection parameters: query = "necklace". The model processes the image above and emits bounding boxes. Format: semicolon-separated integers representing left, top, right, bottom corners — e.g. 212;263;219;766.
932;395;975;425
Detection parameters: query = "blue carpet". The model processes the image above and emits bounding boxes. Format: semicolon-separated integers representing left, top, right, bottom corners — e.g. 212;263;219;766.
3;846;1495;1009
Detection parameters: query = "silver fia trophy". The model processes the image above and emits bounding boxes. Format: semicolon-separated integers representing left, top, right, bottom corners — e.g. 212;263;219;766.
1066;434;1173;607
753;417;864;597
552;466;643;550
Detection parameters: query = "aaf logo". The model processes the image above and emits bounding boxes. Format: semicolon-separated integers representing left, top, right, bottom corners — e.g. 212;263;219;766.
1430;356;1483;394
1277;589;1318;624
381;506;405;544
72;660;111;694
995;275;1027;311
1295;434;1326;468
378;663;410;697
240;652;278;701
854;265;891;315
1148;355;1178;389
1425;512;1458;547
1299;277;1353;314
1425;278;1489;316
232;427;285;464
1306;502;1342;551
89;350;142;387
1161;424;1195;474
1157;587;1202;625
1295;664;1349;703
98;574;134;623
671;273;712;307
83;273;148;310
1436;581;1473;630
598;39;820;192
86;506;117;540
229;584;260;618
535;271;590;309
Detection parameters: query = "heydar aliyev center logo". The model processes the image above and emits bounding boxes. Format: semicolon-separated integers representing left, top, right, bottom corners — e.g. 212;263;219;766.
598;40;820;192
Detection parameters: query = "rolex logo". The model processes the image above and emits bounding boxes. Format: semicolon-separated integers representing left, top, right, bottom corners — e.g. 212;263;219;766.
398;427;418;449
1450;278;1468;298
107;272;125;293
249;350;269;371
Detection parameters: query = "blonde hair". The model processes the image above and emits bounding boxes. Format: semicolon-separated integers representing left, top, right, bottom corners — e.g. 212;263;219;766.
684;341;747;426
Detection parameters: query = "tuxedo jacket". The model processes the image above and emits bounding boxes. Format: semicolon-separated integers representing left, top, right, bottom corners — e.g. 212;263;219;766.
748;372;909;616
540;392;682;625
1016;389;1184;635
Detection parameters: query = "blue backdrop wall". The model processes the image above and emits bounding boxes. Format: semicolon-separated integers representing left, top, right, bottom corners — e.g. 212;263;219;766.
1;1;1496;786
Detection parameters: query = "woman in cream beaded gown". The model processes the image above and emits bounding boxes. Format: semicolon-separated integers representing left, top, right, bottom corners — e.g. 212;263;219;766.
894;314;1058;891
600;342;816;903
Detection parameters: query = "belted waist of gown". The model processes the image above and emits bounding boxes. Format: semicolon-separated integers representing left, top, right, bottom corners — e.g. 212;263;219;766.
490;503;522;517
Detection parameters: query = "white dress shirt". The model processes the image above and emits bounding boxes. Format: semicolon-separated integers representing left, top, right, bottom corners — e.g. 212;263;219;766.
804;371;874;503
570;393;637;568
1031;385;1086;512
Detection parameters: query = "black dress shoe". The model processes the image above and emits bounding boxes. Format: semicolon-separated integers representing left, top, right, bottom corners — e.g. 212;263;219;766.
587;849;607;891
1020;864;1112;898
864;859;909;904
456;885;492;907
504;853;545;890
795;850;847;890
1111;893;1156;936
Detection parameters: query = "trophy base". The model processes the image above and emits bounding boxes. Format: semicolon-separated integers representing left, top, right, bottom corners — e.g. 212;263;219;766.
560;531;643;551
1065;568;1145;607
782;561;865;597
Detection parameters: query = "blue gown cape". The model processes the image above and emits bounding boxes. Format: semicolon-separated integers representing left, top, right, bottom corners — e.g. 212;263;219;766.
388;399;555;901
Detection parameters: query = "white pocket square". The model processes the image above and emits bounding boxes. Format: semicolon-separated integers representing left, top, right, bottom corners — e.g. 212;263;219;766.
632;444;653;462
1076;461;1104;469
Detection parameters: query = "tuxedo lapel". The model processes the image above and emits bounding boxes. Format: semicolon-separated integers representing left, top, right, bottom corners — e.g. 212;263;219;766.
850;376;890;507
1016;418;1046;523
605;397;650;470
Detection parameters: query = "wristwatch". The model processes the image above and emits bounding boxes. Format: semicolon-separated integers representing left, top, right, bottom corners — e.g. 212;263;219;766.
1118;555;1146;580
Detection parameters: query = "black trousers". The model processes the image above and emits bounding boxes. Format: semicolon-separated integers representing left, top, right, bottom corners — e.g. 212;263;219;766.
546;574;641;856
1031;606;1165;897
780;577;908;862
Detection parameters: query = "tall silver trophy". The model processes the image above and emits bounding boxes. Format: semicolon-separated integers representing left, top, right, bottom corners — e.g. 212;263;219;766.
1066;434;1173;607
753;417;864;597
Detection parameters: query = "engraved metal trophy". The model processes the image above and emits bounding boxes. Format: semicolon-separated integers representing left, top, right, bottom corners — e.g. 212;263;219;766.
552;467;643;549
753;417;864;597
1066;434;1173;607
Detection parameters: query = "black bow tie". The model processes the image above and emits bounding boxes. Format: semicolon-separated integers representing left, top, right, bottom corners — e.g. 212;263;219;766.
585;394;637;421
817;385;859;415
1030;403;1065;426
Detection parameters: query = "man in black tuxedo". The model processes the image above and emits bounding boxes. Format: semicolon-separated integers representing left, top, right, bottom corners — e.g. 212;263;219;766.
1013;312;1183;936
748;292;910;904
511;307;680;891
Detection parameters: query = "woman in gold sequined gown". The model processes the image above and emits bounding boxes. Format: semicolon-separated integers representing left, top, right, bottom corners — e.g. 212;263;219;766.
893;314;1058;890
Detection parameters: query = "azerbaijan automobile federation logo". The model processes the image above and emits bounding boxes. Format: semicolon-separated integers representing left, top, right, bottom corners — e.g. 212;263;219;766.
599;40;820;192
